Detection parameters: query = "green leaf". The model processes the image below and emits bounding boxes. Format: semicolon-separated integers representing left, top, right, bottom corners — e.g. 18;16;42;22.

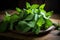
10;14;19;22
27;21;35;27
34;14;38;21
3;16;11;22
17;21;36;32
35;27;40;34
26;9;32;14
40;10;46;14
16;21;31;32
31;9;34;14
26;2;31;9
26;9;34;14
39;4;45;10
18;21;27;25
23;27;31;32
45;19;52;29
19;12;25;19
40;10;50;19
37;16;45;27
26;9;35;14
34;9;39;13
31;4;39;9
46;11;53;18
3;12;11;22
16;7;21;13
0;22;7;32
24;14;34;21
16;21;27;31
40;10;46;17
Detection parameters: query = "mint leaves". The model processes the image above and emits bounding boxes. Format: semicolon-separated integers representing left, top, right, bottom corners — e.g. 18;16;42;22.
0;2;53;34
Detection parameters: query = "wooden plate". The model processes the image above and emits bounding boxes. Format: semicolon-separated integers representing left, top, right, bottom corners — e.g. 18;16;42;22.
11;25;55;37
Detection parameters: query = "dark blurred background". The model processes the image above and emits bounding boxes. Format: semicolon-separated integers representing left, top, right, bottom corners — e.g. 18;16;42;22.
0;0;60;14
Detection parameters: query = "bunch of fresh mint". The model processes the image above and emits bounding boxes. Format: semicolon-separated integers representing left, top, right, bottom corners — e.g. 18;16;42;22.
0;2;53;34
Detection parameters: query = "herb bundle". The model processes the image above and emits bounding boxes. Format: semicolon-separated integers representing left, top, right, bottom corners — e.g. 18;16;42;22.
0;2;53;34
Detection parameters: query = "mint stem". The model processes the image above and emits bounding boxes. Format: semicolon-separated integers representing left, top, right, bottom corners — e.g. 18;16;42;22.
10;22;13;30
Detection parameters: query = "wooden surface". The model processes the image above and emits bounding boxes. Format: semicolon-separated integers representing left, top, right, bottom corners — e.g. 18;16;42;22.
0;30;60;40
